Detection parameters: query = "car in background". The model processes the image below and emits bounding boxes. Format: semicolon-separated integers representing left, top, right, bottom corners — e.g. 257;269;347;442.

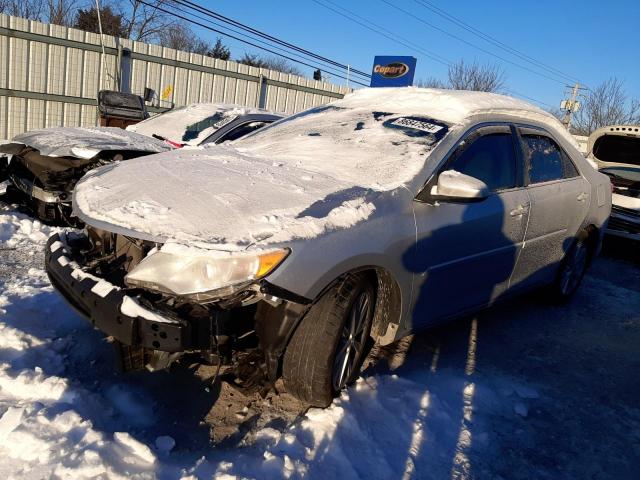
44;88;611;407
0;104;282;224
587;125;640;240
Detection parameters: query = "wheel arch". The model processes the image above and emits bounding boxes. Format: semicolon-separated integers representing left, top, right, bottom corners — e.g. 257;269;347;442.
308;264;404;346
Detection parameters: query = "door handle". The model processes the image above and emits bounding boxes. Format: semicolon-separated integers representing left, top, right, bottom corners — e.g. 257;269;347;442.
509;204;529;217
577;192;589;202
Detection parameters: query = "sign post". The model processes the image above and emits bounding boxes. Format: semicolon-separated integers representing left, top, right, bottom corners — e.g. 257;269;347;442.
370;56;417;88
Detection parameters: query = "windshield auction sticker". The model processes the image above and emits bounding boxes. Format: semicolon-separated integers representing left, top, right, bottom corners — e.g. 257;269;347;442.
213;114;238;130
383;116;449;141
391;117;444;134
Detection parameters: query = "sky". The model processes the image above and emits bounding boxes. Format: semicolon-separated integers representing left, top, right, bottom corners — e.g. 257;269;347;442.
186;0;640;111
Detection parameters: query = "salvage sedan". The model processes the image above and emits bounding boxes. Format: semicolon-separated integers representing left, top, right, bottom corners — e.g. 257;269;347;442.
0;104;282;224
45;88;611;407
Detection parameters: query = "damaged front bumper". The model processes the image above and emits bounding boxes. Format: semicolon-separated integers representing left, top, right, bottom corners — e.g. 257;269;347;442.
45;231;310;380
45;233;215;352
10;173;68;204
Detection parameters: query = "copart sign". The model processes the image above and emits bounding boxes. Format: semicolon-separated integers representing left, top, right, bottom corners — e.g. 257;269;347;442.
370;56;417;88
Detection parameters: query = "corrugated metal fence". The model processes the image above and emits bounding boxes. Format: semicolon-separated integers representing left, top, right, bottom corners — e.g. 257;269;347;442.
0;14;350;140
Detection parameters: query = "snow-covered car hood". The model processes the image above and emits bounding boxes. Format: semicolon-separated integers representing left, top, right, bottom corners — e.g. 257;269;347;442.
73;145;382;247
10;127;170;157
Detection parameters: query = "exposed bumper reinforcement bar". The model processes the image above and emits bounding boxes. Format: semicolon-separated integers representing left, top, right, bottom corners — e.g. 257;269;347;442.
10;173;67;203
45;233;203;352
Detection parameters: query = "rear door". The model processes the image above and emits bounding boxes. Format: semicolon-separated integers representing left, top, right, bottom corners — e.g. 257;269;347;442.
509;127;590;289
410;124;530;327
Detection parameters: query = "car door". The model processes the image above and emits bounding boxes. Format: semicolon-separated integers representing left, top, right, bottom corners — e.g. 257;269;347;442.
408;124;530;328
509;127;591;289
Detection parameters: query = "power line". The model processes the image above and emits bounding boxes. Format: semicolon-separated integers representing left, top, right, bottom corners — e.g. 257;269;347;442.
504;88;556;110
379;0;570;86
136;0;370;86
312;0;556;109
146;0;558;109
167;0;370;83
174;0;371;79
312;0;452;67
414;0;582;86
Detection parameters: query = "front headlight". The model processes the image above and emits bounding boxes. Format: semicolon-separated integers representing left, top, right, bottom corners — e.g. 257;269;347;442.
124;247;289;301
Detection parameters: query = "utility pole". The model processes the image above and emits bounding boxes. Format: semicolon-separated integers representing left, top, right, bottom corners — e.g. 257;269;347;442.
560;83;586;129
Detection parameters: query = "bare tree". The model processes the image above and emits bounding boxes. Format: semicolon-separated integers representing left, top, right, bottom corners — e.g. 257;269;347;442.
414;77;447;89
157;22;227;56
573;78;640;135
0;0;44;20
46;0;78;26
447;59;506;93
157;21;197;51
121;0;178;42
238;53;302;75
545;107;564;122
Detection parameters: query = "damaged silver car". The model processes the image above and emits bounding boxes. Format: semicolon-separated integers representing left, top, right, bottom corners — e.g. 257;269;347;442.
45;88;611;407
0;103;282;225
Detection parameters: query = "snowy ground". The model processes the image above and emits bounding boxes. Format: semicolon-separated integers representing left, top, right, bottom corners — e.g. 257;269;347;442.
0;202;638;479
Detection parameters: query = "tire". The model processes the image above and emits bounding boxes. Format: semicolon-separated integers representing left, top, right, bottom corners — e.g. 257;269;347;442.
551;231;590;302
283;273;376;407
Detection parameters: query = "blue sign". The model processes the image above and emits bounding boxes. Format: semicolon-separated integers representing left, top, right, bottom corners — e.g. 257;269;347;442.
370;56;417;88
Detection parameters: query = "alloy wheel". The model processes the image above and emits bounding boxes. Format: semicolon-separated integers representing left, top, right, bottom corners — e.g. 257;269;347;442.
560;241;588;296
332;289;373;391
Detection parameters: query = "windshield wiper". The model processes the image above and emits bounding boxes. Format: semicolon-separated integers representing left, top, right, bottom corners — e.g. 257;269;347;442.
151;134;184;148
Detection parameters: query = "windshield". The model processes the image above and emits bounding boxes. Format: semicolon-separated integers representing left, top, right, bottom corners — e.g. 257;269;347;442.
128;104;240;145
235;105;451;187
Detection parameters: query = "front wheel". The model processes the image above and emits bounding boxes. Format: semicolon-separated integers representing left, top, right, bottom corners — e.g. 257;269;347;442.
283;274;376;407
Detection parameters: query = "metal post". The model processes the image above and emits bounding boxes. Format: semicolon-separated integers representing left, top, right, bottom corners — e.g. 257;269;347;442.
116;44;122;91
257;74;268;109
95;0;108;89
561;83;583;129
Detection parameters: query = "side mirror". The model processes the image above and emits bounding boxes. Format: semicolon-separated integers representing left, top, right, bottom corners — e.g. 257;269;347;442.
431;170;490;201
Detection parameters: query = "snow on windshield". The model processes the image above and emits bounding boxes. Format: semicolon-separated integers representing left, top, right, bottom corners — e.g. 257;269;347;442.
128;104;260;146
235;105;451;190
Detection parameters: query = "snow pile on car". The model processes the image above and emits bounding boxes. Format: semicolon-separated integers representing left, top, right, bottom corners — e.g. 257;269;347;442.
127;103;275;146
8;127;170;157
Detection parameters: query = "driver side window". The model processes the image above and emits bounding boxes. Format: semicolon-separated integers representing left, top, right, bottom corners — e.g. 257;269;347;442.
447;131;518;191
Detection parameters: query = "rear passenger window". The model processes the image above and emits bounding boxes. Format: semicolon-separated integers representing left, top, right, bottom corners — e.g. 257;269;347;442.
522;134;578;183
562;151;579;178
447;132;517;191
